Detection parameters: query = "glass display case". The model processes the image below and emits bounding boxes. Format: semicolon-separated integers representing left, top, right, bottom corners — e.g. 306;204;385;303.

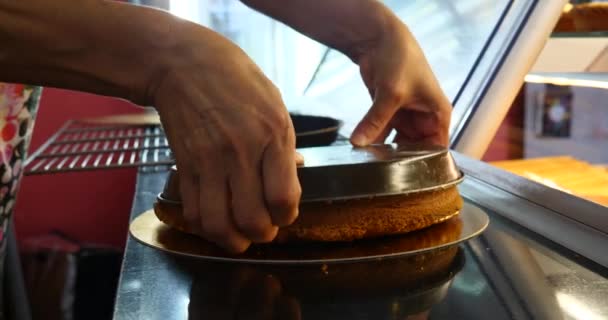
113;152;608;320
115;1;608;319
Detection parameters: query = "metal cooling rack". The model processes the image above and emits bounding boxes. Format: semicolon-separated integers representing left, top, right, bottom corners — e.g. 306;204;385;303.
24;119;174;175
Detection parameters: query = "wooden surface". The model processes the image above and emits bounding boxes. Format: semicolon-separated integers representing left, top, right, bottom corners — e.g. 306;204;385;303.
491;156;608;206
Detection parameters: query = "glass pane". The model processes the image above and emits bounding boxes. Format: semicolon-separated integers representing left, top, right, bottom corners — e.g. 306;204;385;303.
483;72;608;207
166;0;328;100
160;0;524;137
300;0;514;135
465;198;608;320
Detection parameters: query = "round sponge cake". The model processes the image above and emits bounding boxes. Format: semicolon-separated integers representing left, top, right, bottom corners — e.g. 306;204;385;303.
154;187;463;243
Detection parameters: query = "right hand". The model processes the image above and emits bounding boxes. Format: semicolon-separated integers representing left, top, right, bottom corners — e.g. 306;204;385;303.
150;23;301;253
349;19;451;148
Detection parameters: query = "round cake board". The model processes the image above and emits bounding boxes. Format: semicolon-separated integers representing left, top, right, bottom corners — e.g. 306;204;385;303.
129;202;489;265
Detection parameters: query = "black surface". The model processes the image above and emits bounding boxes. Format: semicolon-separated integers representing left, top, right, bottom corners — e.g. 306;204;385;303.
291;114;341;148
74;248;122;320
3;219;31;320
114;170;608;320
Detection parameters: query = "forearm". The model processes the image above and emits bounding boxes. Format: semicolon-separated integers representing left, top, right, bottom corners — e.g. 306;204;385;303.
0;0;184;105
240;0;403;61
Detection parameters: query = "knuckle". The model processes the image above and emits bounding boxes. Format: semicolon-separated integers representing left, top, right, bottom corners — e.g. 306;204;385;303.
381;82;407;104
264;108;291;136
274;208;299;227
365;116;384;131
268;187;301;210
234;210;278;243
276;110;291;131
223;239;251;254
274;117;291;138
267;187;301;227
254;230;277;244
236;215;268;236
285;125;297;146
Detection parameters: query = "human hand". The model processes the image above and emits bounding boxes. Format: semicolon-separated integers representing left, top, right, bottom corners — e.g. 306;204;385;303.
350;20;452;147
151;23;301;253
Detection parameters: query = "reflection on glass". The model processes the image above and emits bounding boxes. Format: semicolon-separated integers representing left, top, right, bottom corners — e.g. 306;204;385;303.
485;73;608;207
556;292;604;320
186;247;465;320
479;212;608;320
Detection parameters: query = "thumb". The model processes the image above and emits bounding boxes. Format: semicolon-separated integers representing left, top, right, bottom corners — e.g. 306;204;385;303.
351;90;402;147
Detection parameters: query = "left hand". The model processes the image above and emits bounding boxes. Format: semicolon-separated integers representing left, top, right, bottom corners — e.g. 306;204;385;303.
349;21;452;147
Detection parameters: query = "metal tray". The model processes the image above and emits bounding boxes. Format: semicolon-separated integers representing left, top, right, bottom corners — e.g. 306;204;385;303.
160;144;464;203
128;202;488;265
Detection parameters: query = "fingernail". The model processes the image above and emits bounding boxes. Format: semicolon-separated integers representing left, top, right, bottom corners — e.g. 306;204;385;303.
351;132;369;146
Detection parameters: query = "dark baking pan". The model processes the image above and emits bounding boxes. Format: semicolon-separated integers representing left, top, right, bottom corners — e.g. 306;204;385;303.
291;114;342;148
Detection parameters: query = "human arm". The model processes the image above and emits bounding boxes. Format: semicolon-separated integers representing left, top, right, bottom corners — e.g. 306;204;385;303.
0;0;301;252
241;0;452;146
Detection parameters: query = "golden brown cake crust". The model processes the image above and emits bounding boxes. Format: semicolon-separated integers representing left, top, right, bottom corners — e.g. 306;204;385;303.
154;187;463;243
154;201;192;234
276;187;462;242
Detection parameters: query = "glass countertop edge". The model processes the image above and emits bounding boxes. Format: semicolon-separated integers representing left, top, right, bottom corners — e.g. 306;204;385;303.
453;152;608;268
453;152;608;233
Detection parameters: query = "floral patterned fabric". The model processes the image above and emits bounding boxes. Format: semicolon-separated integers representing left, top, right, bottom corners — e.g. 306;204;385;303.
0;83;41;311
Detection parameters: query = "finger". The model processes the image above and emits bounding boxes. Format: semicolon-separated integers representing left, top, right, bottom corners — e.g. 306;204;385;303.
158;108;204;234
178;169;201;234
230;158;279;243
262;131;301;227
415;70;453;147
294;151;304;166
350;89;403;147
393;108;447;146
372;126;393;144
157;110;190;218
199;162;251;253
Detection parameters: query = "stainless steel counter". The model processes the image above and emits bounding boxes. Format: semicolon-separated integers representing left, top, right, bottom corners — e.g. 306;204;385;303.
113;153;608;320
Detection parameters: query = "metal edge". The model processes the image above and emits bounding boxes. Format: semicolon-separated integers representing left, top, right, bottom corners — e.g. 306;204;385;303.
24;120;73;168
453;152;608;234
295;120;343;137
295;144;448;165
299;171;465;203
457;169;608;268
156;171;466;205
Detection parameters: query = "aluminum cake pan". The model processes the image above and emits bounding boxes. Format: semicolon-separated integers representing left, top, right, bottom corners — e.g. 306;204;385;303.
161;144;464;204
